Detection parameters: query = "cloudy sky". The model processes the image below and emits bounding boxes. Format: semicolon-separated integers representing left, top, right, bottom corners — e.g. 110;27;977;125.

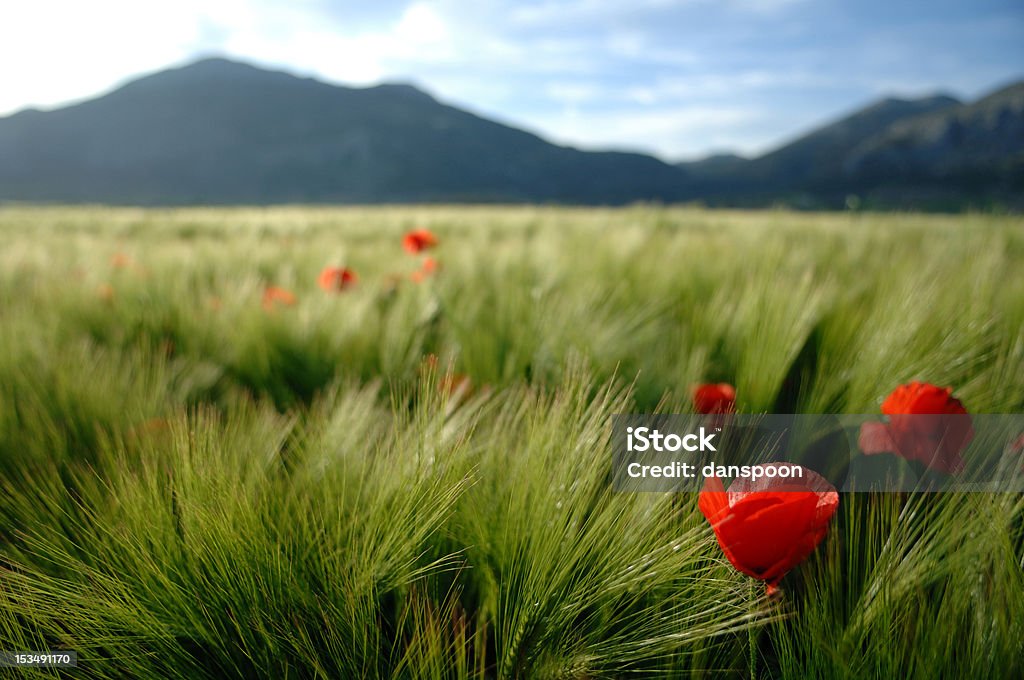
3;0;1022;160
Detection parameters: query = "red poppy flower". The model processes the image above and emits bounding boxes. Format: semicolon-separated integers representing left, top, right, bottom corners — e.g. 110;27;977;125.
419;354;476;403
858;382;973;474
262;286;297;309
439;372;472;398
403;229;438;254
110;252;133;268
318;266;358;292
693;383;736;414
1006;432;1024;474
411;258;440;283
699;464;839;595
1011;432;1024;454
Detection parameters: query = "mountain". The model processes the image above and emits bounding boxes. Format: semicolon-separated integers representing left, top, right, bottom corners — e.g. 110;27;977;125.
0;58;694;205
744;94;962;186
841;82;1024;205
678;93;963;204
0;57;1020;209
682;83;1023;209
679;152;748;176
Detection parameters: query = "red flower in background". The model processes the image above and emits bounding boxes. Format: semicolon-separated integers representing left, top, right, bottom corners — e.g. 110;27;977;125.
411;257;440;283
858;381;974;474
1008;433;1024;476
439;372;473;398
262;286;297;309
419;354;476;404
1011;432;1024;455
693;383;736;414
318;266;358;292
403;229;438;254
110;252;148;276
110;252;133;268
699;464;839;595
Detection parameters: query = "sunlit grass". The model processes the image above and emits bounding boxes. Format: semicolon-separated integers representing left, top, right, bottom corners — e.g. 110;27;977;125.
0;205;1022;678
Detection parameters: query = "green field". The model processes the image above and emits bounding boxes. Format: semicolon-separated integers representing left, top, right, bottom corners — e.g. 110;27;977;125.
1;205;1023;678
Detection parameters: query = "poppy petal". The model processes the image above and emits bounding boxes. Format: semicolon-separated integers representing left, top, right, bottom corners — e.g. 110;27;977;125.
859;421;897;456
698;476;730;526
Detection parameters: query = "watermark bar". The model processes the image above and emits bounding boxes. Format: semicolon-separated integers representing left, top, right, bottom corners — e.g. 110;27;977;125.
0;652;78;668
612;414;1024;493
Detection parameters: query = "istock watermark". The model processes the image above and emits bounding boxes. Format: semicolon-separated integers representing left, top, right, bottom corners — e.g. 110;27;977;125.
624;425;804;480
625;460;805;480
612;414;1024;493
626;426;718;452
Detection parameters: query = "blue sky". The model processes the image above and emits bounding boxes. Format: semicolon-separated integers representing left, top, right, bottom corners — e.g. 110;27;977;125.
3;0;1022;159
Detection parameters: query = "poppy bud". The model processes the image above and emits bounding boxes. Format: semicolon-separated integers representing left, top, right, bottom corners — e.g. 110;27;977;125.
692;383;736;414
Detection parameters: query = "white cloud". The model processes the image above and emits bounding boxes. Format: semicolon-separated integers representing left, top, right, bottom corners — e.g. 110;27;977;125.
538;106;764;159
617;70;833;105
396;2;449;44
625;86;658;105
509;0;620;26
221;1;458;85
0;0;456;114
0;0;212;113
545;81;604;104
508;0;806;25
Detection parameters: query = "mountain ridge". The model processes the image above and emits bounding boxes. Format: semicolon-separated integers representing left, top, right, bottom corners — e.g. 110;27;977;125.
0;57;1020;209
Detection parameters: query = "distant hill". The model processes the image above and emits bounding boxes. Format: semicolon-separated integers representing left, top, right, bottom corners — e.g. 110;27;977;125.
748;94;962;183
840;82;1024;207
0;58;694;205
0;57;1021;209
681;83;1023;209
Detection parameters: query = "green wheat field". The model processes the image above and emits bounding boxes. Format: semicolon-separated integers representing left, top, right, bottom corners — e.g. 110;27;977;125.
1;205;1023;678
